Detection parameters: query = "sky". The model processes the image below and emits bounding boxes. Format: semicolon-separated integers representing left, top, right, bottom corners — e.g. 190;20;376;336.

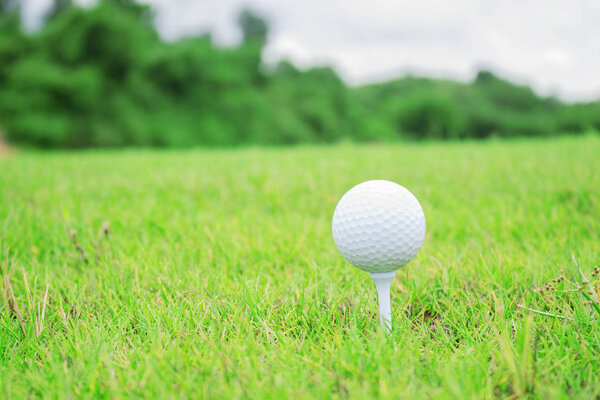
22;0;600;102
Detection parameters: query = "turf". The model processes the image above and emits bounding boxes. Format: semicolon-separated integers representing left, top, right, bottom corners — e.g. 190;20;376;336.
1;135;599;399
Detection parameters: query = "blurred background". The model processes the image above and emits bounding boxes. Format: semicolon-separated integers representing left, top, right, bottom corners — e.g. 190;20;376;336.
0;0;599;149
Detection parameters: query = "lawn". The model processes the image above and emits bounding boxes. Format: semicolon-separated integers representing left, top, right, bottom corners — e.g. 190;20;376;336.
1;135;599;399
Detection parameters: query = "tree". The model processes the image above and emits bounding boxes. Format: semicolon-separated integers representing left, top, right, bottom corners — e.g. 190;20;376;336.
0;0;26;87
45;0;73;21
474;70;497;84
237;9;268;45
0;0;19;15
102;0;153;22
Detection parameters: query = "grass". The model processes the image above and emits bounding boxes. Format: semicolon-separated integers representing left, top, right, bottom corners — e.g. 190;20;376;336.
1;135;599;399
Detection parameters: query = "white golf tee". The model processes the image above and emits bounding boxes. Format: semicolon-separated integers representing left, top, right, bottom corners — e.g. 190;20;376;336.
369;271;395;333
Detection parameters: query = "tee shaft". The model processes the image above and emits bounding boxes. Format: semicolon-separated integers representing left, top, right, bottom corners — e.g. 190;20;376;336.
369;271;396;333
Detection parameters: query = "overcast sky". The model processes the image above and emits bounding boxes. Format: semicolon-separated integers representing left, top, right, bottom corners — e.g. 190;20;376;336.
22;0;600;101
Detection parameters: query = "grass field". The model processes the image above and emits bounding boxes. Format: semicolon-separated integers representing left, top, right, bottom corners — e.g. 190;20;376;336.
1;135;599;399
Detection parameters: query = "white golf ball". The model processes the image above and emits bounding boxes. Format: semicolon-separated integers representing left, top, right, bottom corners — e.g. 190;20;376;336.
332;180;426;273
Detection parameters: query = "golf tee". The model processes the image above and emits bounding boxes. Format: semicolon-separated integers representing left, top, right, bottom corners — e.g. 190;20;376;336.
369;271;395;334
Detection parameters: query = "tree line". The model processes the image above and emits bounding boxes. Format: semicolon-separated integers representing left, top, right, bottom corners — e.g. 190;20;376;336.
0;0;598;148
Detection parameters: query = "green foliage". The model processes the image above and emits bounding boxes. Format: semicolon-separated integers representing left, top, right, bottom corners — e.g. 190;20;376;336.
358;73;598;140
557;102;600;133
390;94;465;139
0;2;598;148
265;64;371;143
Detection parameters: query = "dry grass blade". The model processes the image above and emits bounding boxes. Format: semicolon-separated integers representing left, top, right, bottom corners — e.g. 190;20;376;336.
36;284;50;338
58;296;68;327
517;304;573;321
95;221;110;263
41;283;49;322
70;229;89;264
3;270;27;336
572;254;587;281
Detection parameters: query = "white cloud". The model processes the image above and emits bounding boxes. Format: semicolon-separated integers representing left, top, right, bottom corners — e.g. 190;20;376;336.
22;0;600;101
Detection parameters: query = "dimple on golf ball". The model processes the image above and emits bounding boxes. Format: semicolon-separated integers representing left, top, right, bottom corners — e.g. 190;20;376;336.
332;180;426;273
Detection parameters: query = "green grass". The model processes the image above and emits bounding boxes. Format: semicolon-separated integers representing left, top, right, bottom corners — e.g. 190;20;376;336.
1;135;599;399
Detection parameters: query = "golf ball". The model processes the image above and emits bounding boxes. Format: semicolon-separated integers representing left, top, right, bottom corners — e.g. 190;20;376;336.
332;180;426;273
